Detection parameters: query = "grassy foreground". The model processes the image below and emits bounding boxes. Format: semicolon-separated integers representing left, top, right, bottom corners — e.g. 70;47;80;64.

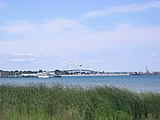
0;84;160;120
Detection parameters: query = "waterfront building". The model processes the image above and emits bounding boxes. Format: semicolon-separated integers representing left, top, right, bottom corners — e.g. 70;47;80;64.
0;70;10;77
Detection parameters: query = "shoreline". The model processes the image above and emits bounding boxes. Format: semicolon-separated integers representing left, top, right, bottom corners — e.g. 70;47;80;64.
61;73;130;77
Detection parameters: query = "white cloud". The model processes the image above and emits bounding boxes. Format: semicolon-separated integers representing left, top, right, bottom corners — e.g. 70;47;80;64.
38;18;90;34
0;19;90;37
0;21;160;70
12;53;22;56
5;53;36;63
25;53;34;56
10;58;26;62
9;58;35;63
0;21;38;35
0;17;160;56
80;1;160;20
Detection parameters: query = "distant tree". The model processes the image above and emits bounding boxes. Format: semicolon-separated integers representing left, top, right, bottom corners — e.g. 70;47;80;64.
39;70;43;73
14;70;20;75
28;71;32;74
63;70;69;75
55;69;61;75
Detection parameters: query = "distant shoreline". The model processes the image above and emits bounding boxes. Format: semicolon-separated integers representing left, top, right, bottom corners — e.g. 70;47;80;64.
1;69;160;78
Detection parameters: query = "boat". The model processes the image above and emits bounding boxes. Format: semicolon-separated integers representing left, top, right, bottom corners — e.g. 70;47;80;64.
37;72;62;78
37;72;51;78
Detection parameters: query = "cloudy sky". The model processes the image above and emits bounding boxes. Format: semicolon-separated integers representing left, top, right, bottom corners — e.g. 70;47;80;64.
0;0;160;71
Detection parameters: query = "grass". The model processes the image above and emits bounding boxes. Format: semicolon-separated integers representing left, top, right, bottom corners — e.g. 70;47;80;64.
0;84;160;120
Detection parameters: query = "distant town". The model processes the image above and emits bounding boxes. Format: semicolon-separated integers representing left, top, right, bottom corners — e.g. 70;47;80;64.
0;66;160;78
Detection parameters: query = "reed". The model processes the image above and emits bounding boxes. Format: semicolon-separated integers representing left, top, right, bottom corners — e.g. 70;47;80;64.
0;84;160;120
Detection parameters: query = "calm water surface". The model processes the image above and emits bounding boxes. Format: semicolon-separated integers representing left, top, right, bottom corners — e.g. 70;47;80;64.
0;75;160;93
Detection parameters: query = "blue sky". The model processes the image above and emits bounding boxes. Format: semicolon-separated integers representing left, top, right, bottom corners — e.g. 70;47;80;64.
0;0;160;71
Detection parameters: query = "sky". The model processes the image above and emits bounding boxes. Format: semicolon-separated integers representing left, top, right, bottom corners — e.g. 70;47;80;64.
0;0;160;71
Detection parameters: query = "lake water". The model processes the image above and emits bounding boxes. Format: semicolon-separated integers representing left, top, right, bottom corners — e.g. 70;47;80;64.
0;75;160;93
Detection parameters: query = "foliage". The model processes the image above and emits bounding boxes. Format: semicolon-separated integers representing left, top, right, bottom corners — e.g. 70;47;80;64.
0;84;160;120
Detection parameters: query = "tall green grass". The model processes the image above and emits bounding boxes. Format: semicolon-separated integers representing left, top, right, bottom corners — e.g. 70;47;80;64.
0;84;160;120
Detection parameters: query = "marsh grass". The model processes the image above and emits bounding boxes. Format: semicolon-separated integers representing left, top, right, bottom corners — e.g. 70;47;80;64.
0;84;160;120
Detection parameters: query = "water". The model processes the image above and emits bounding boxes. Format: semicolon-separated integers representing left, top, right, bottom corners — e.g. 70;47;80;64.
0;75;160;93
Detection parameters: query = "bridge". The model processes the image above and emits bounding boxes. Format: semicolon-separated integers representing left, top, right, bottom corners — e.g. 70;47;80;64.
62;69;103;74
